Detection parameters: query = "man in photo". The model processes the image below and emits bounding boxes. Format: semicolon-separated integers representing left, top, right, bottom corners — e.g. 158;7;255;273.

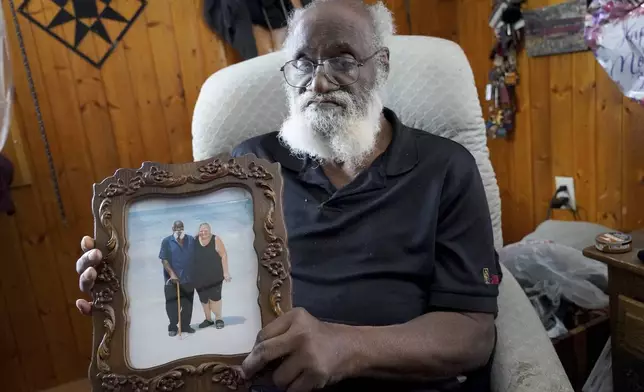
159;220;197;336
193;222;231;329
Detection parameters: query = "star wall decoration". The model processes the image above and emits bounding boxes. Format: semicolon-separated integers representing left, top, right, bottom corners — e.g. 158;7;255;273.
18;0;147;68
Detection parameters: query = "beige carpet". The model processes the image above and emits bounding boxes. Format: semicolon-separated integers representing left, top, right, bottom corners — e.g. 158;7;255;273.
40;379;89;392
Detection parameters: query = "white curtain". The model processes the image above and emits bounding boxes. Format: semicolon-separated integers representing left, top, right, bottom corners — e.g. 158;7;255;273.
0;5;12;152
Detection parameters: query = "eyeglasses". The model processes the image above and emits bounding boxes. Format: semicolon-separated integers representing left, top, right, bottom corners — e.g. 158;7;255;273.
280;49;383;88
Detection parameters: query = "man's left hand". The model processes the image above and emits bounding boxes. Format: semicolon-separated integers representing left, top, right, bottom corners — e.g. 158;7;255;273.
242;308;356;392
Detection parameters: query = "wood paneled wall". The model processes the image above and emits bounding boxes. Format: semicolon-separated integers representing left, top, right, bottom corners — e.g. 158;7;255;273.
457;0;644;244
0;1;239;390
1;0;643;390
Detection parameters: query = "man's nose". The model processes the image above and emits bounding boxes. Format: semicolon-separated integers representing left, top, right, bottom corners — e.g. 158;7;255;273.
308;64;338;94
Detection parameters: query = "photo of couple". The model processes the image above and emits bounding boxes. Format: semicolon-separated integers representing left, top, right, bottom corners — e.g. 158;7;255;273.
160;220;232;336
124;188;261;370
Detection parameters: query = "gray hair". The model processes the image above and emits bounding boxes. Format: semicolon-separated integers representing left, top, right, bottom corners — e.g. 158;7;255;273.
282;0;396;56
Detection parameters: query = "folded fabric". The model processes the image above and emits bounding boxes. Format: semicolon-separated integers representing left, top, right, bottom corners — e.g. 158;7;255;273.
524;279;562;330
0;153;15;215
203;0;293;61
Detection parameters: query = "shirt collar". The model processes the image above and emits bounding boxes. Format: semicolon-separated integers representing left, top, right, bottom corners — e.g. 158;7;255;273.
272;107;419;176
270;136;308;172
381;107;419;176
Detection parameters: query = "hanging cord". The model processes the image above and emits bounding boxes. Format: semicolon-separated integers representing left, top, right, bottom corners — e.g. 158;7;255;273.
7;0;67;224
261;0;290;52
261;6;276;50
279;0;290;19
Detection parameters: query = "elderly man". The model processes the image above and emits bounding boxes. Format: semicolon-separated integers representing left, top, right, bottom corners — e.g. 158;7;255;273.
76;1;502;391
159;220;197;336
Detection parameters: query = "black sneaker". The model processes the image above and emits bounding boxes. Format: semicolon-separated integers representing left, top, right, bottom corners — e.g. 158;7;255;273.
215;319;225;329
199;320;215;328
183;326;196;334
168;330;178;337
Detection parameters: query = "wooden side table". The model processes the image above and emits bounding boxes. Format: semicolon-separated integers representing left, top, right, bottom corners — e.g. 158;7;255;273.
583;230;644;392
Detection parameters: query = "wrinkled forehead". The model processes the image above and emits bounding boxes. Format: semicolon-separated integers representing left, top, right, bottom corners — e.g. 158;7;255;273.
287;6;373;59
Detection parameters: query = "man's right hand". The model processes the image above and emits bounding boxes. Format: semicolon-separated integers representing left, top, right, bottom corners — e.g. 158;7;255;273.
75;236;102;316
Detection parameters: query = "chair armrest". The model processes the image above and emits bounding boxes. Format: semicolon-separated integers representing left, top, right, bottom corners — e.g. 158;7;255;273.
492;265;574;392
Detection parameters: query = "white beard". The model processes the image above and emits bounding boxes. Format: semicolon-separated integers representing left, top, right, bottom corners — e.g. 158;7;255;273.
278;87;385;170
174;231;185;240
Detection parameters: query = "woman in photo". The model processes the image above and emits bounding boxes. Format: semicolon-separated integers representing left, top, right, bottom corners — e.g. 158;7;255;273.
193;222;231;329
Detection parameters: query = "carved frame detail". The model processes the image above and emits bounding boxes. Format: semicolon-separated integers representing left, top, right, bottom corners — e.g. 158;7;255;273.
89;154;292;392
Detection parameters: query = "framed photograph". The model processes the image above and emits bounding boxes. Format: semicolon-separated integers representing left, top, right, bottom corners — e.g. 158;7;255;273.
88;154;292;392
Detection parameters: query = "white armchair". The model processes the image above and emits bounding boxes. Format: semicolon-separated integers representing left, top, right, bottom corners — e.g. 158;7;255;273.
192;35;574;392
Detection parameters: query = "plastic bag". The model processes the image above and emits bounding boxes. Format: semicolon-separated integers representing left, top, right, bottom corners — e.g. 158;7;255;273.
499;241;609;310
584;1;644;104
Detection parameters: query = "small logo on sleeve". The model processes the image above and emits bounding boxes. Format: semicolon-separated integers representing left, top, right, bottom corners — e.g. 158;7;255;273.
482;268;500;285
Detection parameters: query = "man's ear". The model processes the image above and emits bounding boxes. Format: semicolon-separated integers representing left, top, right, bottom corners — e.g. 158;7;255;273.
379;47;390;76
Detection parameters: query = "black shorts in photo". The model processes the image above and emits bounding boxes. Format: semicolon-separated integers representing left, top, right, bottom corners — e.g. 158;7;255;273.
197;281;223;303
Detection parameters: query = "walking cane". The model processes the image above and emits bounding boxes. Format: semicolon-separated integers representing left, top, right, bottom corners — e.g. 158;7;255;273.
175;280;181;336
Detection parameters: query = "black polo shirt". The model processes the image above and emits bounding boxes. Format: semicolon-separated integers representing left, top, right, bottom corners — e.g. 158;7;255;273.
232;108;501;392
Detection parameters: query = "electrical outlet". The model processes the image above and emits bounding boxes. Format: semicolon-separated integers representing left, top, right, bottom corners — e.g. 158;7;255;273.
554;176;576;210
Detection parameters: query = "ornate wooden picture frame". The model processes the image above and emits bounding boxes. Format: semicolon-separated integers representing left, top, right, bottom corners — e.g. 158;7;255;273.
89;154;292;392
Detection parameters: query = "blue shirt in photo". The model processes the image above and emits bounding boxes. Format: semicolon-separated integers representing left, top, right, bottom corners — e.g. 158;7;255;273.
158;235;196;285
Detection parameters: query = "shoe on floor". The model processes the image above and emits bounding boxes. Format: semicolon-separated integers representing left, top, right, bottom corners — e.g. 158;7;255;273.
183;326;196;334
215;319;224;329
168;330;177;337
199;320;215;328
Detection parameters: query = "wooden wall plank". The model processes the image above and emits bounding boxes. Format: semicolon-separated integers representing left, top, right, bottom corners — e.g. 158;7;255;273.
4;0;76;226
506;48;534;242
120;1;173;164
383;0;411;35
529;57;552;225
7;7;85;380
0;280;28;392
11;186;83;383
43;1;120;181
595;66;623;229
456;0;519;242
622;97;644;231
97;40;146;169
527;0;552;226
4;0;94;375
144;2;192;163
170;1;207;136
30;0;95;224
4;106;32;188
11;99;92;374
253;25;277;56
409;0;458;41
571;52;597;222
0;213;57;391
9;0;96;372
548;54;574;221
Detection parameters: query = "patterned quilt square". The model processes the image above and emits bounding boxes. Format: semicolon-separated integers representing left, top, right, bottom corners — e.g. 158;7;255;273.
18;0;147;68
